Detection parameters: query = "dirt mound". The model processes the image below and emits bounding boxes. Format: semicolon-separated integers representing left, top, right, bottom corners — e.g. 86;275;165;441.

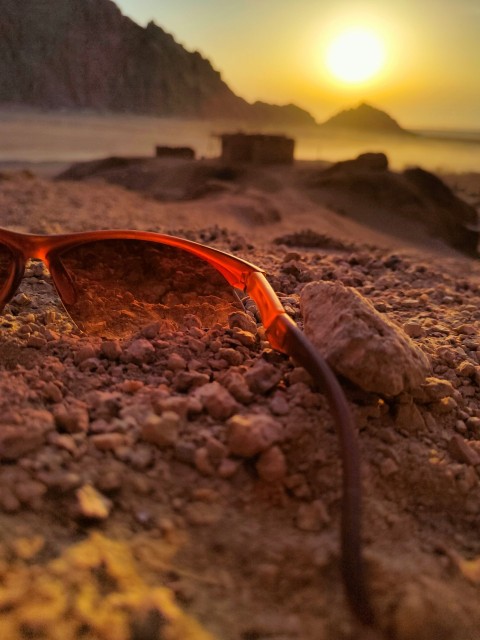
307;153;479;255
58;157;242;202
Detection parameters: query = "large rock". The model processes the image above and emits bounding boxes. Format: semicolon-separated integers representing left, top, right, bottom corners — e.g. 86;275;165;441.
300;281;430;396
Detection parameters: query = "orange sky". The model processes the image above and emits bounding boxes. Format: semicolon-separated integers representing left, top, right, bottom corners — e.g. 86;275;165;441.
115;0;480;130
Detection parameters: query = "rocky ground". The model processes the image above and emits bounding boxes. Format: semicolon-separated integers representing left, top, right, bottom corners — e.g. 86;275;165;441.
0;165;480;639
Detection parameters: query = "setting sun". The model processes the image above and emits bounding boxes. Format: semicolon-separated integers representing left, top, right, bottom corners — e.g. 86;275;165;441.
326;27;385;84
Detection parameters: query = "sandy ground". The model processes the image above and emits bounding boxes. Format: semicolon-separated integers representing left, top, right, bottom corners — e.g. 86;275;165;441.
0;160;479;639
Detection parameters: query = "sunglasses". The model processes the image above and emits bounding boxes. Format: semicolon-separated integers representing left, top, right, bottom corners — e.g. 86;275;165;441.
0;226;374;625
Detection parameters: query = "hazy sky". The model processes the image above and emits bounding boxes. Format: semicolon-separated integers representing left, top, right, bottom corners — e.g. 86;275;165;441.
115;0;480;130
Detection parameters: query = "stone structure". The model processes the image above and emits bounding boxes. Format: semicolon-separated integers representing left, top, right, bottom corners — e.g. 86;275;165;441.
155;146;195;159
219;133;295;164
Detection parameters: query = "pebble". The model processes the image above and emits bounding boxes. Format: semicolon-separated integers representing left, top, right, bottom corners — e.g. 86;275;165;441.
167;353;187;371
91;433;128;452
140;411;180;448
394;401;426;433
414;377;456;403
53;403;90;433
457;361;477;377
183;501;221;526
403;321;425;338
231;328;257;348
269;393;290;416
125;339;156;364
194;447;216;475
227;413;282;457
217;458;240;478
379;457;400;477
448;435;480;466
228;311;258;334
220;371;254;404
100;340;122;360
173;370;209;392
193;382;239;420
256;446;287;482
42;381;63;403
295;500;330;531
0;410;55;460
74;345;97;364
76;484;112;520
27;335;47;349
245;360;282;394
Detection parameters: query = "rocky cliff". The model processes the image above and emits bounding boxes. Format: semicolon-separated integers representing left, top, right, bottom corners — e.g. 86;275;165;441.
0;0;316;125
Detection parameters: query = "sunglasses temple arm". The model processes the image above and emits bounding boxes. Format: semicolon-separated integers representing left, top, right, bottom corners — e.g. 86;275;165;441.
271;314;375;626
245;271;374;625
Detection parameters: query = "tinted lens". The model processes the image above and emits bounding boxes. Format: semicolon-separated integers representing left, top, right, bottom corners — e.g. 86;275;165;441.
0;244;15;304
53;239;243;338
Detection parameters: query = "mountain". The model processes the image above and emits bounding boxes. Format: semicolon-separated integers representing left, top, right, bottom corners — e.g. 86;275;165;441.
321;102;409;134
0;0;316;126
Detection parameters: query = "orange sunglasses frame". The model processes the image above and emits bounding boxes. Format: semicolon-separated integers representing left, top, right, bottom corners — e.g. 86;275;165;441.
0;227;374;626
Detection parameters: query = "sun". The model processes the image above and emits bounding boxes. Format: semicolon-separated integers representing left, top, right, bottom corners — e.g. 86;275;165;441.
326;27;385;84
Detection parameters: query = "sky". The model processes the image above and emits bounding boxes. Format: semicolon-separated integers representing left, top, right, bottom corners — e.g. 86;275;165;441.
114;0;480;130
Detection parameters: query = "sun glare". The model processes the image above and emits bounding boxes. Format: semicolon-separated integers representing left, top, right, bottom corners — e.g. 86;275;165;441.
326;27;385;84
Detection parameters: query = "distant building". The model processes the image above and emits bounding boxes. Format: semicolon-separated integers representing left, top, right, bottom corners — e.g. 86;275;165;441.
219;133;295;164
155;146;195;159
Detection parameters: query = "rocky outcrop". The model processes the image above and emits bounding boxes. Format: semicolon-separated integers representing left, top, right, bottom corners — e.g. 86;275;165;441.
322;102;408;134
308;153;479;255
0;0;316;125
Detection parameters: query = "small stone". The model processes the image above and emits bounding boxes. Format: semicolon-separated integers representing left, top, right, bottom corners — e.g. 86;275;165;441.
141;322;160;339
184;501;221;526
231;328;257;348
448;435;480;466
15;480;47;505
193;382;238;420
27;335;47;349
300;281;430;396
53;403;89;433
296;500;330;531
42;381;63;403
76;484;112;520
414;377;456;403
194;447;216;475
431;396;457;415
457;361;477;377
217;348;243;366
228;311;258;334
74;345;97;364
380;458;399;477
456;324;477;335
140;411;180;448
403;321;425;338
256;446;287;482
221;371;254;404
12;293;31;306
245;360;282;394
125;339;155;364
0;410;55;460
101;340;122;360
167;353;187;371
228;413;282;457
217;458;240;478
91;433;128;451
395;401;426;433
173;371;210;392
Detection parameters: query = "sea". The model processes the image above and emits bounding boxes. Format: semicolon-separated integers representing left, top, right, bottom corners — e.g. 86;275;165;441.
0;109;479;175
